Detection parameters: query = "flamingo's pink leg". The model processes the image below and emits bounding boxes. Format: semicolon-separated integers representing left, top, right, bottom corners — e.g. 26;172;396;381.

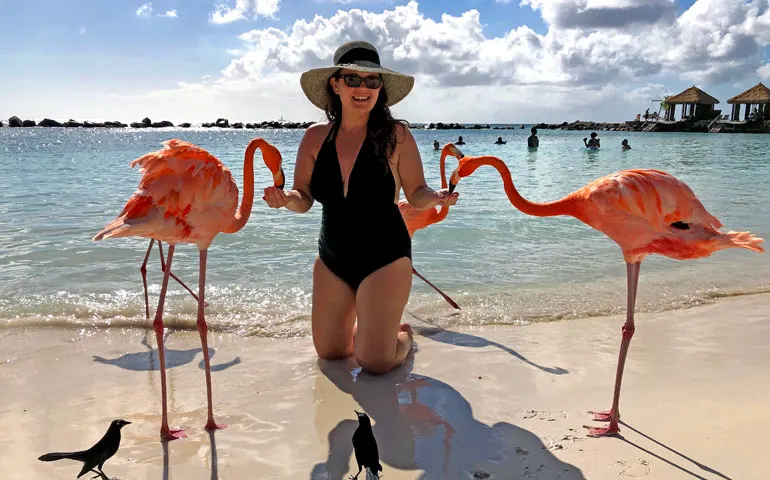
586;261;640;437
197;249;226;431
140;240;156;320
412;267;461;310
153;245;187;441
157;242;209;308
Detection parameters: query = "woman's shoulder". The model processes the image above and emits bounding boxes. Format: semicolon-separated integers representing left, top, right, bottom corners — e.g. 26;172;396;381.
301;121;334;147
393;121;413;143
305;121;334;138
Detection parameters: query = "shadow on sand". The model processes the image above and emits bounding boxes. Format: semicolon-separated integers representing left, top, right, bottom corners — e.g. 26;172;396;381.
406;311;568;375
92;330;241;372
309;355;584;479
618;421;733;480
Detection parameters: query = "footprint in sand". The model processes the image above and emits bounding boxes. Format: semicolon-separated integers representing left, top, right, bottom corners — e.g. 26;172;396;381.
617;459;651;477
543;433;581;451
522;409;568;421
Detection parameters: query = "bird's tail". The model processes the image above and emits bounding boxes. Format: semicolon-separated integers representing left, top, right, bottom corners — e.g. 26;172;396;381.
93;195;154;241
720;230;765;253
38;451;87;462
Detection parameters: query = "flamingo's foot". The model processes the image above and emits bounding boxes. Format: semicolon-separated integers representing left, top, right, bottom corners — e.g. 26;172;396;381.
588;409;613;422
205;420;227;431
584;421;620;437
160;426;187;440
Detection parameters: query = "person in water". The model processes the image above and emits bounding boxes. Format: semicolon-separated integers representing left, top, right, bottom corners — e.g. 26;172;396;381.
433;140;439;150
494;136;506;145
621;139;631;151
262;41;458;374
583;132;600;149
456;135;465;145
527;127;539;148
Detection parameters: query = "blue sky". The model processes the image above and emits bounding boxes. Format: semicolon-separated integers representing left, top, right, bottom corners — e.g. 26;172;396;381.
1;0;769;124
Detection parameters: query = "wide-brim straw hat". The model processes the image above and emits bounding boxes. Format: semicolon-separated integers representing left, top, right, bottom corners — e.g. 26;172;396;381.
300;40;415;110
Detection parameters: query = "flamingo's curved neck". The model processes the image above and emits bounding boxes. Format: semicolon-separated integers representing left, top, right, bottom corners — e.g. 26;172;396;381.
464;156;578;218
436;144;463;219
225;139;262;233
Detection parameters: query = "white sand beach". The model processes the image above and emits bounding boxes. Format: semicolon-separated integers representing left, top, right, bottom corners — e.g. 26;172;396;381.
1;293;769;480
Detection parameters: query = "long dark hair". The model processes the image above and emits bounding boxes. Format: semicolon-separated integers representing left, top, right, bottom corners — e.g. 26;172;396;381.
325;70;409;171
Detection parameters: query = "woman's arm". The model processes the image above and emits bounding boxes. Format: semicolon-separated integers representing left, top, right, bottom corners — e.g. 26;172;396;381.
396;125;458;210
264;124;325;213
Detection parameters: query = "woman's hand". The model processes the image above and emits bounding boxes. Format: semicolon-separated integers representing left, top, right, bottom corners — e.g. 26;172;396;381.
263;186;291;209
434;188;459;207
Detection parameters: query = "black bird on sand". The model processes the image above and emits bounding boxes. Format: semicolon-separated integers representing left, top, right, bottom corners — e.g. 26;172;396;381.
350;410;382;479
38;419;131;480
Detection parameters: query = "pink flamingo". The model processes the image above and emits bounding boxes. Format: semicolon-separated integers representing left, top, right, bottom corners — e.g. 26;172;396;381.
449;156;764;437
399;143;465;309
94;138;284;440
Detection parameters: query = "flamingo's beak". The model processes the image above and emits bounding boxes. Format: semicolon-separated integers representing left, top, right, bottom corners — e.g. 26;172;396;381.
448;170;460;194
275;167;286;190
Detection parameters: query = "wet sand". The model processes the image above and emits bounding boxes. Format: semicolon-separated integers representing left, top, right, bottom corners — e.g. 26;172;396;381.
1;293;768;479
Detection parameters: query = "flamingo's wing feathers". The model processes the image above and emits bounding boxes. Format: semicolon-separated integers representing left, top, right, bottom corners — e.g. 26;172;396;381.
130;139;239;227
582;169;722;233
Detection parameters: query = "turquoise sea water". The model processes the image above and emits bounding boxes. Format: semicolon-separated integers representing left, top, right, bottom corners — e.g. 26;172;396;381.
1;127;768;336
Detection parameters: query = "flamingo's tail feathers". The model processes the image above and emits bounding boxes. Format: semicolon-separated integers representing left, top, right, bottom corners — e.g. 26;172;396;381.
93;219;133;241
723;231;765;253
93;196;154;241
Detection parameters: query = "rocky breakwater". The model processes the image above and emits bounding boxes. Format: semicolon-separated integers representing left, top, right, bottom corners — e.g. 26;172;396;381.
2;116;129;128
2;116;316;130
533;120;642;132
198;118;315;129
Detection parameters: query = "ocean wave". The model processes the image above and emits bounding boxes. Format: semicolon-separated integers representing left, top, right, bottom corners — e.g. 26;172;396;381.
3;284;767;338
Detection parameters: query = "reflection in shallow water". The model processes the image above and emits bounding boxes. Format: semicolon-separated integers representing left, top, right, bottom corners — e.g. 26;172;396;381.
162;430;219;480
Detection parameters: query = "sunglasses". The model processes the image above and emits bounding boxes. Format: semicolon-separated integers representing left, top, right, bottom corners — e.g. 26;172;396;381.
339;73;383;89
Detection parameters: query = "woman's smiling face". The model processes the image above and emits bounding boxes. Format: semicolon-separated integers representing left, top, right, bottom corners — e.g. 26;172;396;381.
330;69;382;114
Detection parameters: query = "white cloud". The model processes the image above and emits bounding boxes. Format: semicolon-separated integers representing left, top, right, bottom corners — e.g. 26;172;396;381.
759;63;770;80
137;4;178;19
136;3;153;17
205;0;770;90
31;0;770;124
210;0;280;23
521;0;677;29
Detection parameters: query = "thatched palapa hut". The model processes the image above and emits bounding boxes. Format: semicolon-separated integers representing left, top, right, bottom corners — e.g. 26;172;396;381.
663;86;720;122
727;82;770;121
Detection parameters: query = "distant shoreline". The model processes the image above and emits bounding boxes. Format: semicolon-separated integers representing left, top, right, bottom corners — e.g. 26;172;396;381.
3;116;768;133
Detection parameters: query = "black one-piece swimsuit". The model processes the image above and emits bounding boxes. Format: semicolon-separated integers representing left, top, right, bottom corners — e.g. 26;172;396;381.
309;123;412;291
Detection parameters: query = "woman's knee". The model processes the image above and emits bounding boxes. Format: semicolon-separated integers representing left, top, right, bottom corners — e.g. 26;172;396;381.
355;354;394;375
315;341;353;360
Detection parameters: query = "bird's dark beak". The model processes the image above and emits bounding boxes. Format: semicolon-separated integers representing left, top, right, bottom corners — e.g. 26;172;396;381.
448;181;457;194
276;167;286;190
354;410;361;415
125;421;132;425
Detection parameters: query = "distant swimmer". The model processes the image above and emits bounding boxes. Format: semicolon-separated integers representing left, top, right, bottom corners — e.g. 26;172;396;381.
621;139;631;151
433;140;439;150
583;132;600;150
527;127;539;148
495;136;506;145
456;135;465;145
